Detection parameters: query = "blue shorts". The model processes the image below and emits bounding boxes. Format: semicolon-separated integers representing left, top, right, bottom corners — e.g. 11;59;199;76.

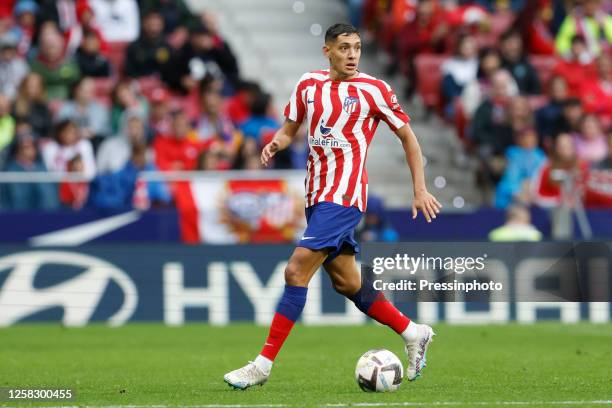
298;202;363;263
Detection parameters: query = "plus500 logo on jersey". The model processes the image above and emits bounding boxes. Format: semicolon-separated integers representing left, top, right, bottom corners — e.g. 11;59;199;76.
0;251;138;326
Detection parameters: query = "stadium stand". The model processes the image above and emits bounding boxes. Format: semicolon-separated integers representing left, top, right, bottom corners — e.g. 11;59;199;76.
0;0;610;227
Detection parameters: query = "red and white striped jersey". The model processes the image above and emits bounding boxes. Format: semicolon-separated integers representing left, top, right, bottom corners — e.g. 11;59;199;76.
283;69;410;212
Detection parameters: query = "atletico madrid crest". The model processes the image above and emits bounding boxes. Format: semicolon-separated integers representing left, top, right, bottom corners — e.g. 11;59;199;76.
343;96;359;114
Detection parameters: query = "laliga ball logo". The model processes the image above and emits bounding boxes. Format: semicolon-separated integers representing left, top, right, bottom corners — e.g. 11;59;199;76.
355;349;403;392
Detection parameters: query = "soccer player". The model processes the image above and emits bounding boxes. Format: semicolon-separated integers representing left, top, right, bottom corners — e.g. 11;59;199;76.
224;23;442;389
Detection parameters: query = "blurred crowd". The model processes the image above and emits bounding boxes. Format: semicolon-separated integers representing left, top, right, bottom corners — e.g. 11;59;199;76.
0;0;308;212
1;0;611;215
359;0;612;209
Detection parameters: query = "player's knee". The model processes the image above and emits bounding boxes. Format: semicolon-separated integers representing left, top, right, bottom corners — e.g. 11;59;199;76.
332;277;359;296
284;260;308;286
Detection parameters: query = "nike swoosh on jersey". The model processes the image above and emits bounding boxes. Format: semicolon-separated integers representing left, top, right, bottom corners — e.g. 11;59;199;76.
301;236;316;240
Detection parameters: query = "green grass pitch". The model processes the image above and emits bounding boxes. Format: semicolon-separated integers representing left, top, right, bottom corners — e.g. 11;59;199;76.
1;323;611;407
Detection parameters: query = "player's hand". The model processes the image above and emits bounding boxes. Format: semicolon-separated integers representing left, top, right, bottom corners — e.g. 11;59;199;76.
412;191;442;223
261;139;281;166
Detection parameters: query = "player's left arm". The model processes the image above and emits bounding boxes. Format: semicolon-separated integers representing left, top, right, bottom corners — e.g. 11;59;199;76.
394;124;442;223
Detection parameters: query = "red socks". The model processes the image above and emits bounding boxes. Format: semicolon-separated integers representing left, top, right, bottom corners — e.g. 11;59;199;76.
260;313;296;361
260;285;308;361
349;284;411;334
366;293;411;334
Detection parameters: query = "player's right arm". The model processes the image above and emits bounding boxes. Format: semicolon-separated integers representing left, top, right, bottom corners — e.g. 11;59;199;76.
261;119;301;166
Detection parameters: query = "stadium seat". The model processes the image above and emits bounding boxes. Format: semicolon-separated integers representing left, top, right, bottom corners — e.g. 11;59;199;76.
530;55;557;87
170;89;200;120
137;76;163;98
93;77;115;106
107;41;129;75
415;54;447;111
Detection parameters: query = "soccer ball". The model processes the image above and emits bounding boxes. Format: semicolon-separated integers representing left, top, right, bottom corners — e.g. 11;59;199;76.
355;349;403;392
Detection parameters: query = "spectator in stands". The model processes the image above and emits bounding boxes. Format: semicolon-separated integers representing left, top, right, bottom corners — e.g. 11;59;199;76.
76;29;111;77
580;53;612;122
0;0;15;19
461;48;516;119
195;78;241;161
198;10;239;82
153;109;204;171
3;132;58;210
356;195;399;242
197;144;222;171
517;0;556;55
470;69;516;156
494;128;546;208
11;73;52;138
110;79;149;134
593;129;612;169
552;97;583;137
573;114;608;164
146;86;171;141
234;137;262;170
225;80;261;125
0;31;29;100
532;132;589;208
488;204;542;241
397;0;448;98
499;29;541;95
140;0;196;37
508;96;534;136
240;92;279;142
124;10;172;78
535;76;569;144
89;0;140;43
41;119;96;177
97;110;146;174
11;0;38;56
163;24;239;94
555;0;612;58
471;70;517;186
59;154;89;209
29;22;80;100
88;143;171;211
37;0;81;36
441;34;479;120
0;93;15;169
552;35;597;93
62;2;108;56
57;76;111;147
118;143;172;209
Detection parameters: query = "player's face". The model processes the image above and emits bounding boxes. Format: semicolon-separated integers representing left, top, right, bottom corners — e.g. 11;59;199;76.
324;33;361;79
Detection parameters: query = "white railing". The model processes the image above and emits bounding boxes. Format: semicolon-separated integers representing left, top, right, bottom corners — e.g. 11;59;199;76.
0;170;306;183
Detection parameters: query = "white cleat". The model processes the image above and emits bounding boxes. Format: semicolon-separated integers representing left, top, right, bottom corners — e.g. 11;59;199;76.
405;324;435;381
223;362;269;390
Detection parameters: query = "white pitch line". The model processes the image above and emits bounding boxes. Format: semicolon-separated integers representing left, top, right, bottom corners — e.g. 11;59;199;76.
19;402;612;408
326;402;612;407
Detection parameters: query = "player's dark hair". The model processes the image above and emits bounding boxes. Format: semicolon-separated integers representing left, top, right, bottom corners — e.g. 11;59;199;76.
324;23;359;44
